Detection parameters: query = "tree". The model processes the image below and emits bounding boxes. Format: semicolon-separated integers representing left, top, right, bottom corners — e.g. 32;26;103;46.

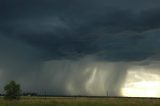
4;80;21;100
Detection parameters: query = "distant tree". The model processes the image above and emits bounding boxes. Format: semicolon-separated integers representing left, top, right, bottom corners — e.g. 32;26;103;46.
4;80;21;100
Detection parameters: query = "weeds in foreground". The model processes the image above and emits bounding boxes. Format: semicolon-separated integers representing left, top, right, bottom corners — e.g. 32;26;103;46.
0;97;159;106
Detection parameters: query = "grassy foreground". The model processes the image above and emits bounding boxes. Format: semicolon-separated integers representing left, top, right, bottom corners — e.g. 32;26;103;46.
0;96;160;106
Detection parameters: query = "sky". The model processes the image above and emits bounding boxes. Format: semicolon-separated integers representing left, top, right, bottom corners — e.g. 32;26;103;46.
1;0;160;97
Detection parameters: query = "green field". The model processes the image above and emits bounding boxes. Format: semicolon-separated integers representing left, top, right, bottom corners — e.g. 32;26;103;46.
0;96;160;106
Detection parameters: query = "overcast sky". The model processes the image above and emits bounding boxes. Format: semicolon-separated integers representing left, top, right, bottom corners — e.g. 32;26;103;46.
0;0;160;96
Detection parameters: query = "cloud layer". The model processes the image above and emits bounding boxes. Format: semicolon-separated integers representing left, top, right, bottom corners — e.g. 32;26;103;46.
0;0;160;96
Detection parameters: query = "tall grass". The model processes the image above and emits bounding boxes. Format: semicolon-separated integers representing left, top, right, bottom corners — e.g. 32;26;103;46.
0;97;160;106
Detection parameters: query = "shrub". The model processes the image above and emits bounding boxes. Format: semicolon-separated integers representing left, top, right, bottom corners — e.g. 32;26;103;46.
4;80;21;100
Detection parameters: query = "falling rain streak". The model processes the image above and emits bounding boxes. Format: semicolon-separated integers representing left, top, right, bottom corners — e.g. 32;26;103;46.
43;58;160;97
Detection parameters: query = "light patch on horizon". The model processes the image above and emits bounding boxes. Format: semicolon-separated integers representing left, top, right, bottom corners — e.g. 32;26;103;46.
121;67;160;97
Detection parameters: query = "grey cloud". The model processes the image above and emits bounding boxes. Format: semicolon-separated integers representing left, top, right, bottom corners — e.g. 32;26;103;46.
1;0;160;96
1;7;160;61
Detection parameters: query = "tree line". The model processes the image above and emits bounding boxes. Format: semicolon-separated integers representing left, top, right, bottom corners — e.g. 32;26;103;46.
3;80;50;100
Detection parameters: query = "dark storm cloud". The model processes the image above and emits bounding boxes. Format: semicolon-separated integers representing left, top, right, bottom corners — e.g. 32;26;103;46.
1;0;160;61
1;0;160;96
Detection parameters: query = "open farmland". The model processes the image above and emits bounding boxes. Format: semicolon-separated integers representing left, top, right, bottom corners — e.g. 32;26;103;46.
0;97;160;106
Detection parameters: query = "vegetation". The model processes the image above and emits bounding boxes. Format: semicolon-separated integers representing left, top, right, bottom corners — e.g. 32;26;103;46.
2;81;160;105
4;80;21;100
0;97;160;106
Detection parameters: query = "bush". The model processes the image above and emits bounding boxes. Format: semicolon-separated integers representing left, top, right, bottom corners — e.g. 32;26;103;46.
4;80;21;100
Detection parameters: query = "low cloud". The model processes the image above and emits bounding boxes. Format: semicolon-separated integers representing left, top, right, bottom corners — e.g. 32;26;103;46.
0;0;160;96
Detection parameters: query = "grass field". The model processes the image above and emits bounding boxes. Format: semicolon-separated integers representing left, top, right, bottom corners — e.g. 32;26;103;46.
0;96;160;106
